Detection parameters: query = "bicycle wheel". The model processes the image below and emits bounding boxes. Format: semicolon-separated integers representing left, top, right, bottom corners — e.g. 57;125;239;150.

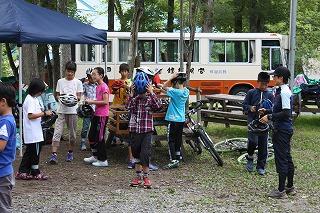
237;149;275;164
198;128;223;166
214;138;248;153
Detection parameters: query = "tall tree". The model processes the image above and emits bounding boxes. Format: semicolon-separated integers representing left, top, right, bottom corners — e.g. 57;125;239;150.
108;0;115;31
22;44;39;84
201;0;214;32
167;0;174;32
5;44;19;79
233;0;244;33
128;0;144;73
114;0;130;31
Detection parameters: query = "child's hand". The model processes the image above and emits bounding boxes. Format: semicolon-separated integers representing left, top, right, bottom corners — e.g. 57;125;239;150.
258;108;266;115
130;85;135;97
146;83;153;94
259;115;268;124
45;110;53;116
250;106;256;112
171;72;179;79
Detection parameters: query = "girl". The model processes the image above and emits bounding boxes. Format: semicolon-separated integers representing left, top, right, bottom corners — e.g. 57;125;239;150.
16;78;52;180
83;67;110;167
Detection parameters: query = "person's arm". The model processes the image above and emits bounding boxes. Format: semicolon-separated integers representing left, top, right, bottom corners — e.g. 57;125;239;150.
163;73;178;90
0;140;7;152
146;84;162;111
76;80;84;101
243;90;254;114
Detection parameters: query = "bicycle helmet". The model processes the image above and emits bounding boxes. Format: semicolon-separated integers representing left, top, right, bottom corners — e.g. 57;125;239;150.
136;67;155;76
86;68;93;76
134;72;149;94
260;99;273;110
41;112;58;128
59;94;78;107
248;119;269;134
77;104;94;118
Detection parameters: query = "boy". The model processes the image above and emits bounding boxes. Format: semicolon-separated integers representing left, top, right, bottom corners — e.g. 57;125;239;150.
243;72;274;175
0;83;16;212
112;63;131;105
163;73;189;169
49;61;83;164
260;66;295;199
127;71;162;188
80;68;96;151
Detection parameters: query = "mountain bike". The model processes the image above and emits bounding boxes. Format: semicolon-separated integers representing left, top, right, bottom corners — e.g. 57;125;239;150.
184;100;223;166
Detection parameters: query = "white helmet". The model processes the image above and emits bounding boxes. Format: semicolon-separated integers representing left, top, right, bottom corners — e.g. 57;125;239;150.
136;67;155;76
86;68;93;76
59;94;78;107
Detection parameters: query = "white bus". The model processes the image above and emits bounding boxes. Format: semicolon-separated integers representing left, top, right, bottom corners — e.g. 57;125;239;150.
74;32;288;95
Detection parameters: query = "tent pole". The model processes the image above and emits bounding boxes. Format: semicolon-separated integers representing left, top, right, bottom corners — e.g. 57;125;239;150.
19;46;23;156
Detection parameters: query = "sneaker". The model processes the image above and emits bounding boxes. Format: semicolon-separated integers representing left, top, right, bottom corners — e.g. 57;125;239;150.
143;176;152;188
245;156;254;172
33;172;48;180
92;160;109;167
80;144;87;151
66;152;73;162
130;177;142;187
15;172;33;180
127;160;135;169
163;160;179;169
268;189;288;199
49;153;58;165
84;156;98;164
285;186;296;196
149;163;159;171
257;168;266;176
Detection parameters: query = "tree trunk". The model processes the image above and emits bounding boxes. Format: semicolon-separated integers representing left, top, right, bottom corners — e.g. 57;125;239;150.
115;0;128;31
167;0;174;32
234;0;244;33
52;44;61;92
108;0;115;31
22;44;39;84
5;43;19;79
201;0;214;33
37;44;47;80
128;0;144;74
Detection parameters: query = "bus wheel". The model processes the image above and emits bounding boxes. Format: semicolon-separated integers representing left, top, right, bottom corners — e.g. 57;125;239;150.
230;86;251;106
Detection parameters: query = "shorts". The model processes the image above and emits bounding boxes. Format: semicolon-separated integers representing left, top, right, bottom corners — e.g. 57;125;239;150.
131;132;152;166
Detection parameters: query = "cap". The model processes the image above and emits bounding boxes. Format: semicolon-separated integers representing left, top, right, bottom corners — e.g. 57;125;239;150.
269;66;291;79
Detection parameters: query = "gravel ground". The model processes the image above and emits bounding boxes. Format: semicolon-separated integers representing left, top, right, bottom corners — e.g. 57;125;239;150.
12;139;320;213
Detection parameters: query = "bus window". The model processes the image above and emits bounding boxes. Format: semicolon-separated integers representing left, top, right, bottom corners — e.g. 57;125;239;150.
138;40;155;62
183;40;199;62
80;44;95;62
226;41;249;62
209;40;225;62
102;41;112;62
119;39;130;62
271;48;282;70
262;40;280;46
159;40;179;62
262;48;270;70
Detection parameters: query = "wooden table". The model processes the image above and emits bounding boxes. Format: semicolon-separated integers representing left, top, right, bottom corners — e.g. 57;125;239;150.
202;94;247;127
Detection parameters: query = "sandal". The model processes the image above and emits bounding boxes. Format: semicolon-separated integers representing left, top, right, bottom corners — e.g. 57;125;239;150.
33;172;49;180
15;172;33;180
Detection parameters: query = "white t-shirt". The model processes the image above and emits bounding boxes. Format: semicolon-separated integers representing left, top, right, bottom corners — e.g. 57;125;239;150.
23;94;44;144
56;78;83;114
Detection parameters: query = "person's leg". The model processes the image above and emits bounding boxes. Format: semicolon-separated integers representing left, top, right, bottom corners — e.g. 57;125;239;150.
246;131;257;172
80;117;91;149
0;175;14;213
84;116;99;163
140;133;152;188
18;144;33;174
257;132;269;172
173;122;184;160
66;114;77;152
286;132;295;189
167;122;177;161
30;142;48;180
130;133;143;186
96;116;108;162
51;114;65;153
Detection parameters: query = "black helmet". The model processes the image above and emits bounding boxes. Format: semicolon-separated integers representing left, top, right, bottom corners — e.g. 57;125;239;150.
41;112;58;128
248;119;269;134
77;104;94;118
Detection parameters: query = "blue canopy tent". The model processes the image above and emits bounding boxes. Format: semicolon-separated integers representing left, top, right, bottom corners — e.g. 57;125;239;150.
0;0;107;155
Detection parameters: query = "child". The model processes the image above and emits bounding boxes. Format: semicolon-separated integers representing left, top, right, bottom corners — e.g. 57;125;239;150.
163;73;189;169
80;68;97;151
242;72;274;175
112;63;132;105
49;61;83;164
16;79;52;180
260;67;295;199
0;83;16;212
84;67;110;167
127;71;162;188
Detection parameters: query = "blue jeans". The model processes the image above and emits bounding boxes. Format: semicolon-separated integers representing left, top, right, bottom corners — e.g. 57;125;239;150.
81;117;91;140
247;131;268;169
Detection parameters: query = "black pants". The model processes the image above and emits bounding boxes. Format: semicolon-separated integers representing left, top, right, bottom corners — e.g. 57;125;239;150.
18;142;42;175
131;132;152;166
168;121;184;161
88;116;108;161
247;131;268;169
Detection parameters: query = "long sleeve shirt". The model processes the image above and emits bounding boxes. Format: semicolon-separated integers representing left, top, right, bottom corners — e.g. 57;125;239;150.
126;93;162;133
